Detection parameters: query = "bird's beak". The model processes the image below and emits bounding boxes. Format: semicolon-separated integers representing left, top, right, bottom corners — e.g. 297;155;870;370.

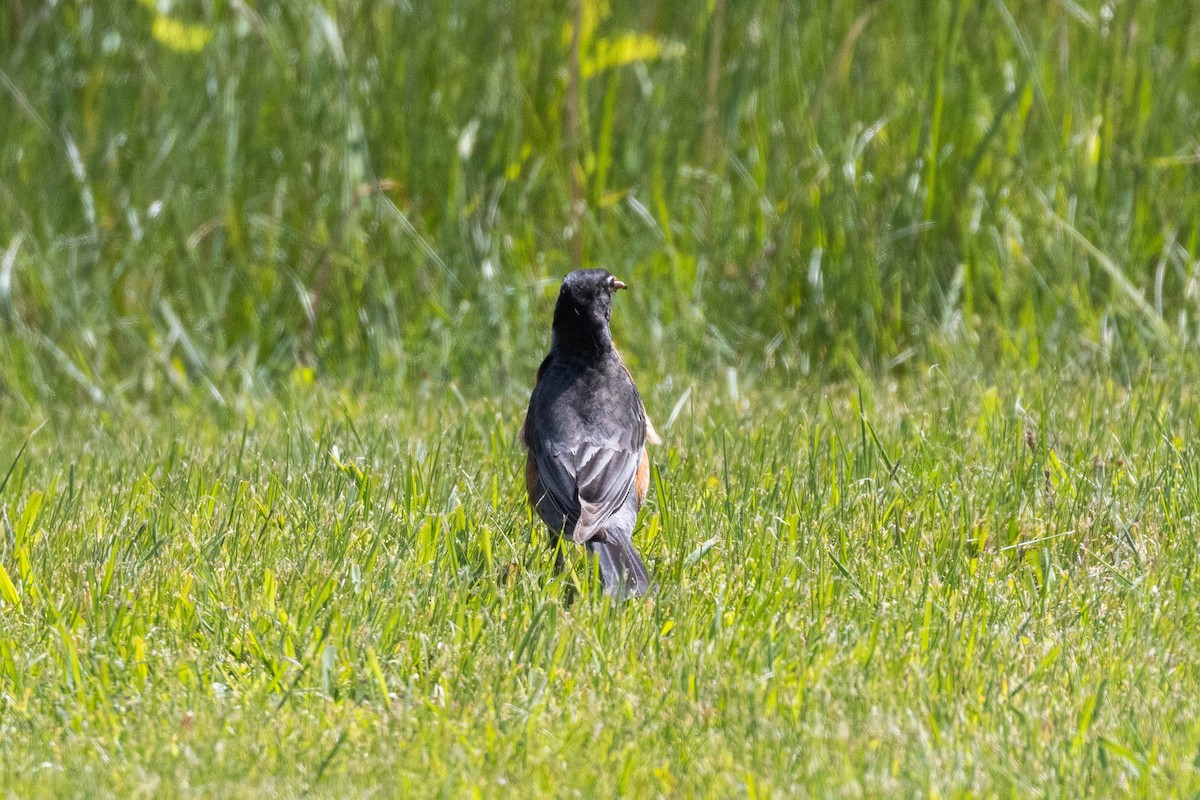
612;279;628;291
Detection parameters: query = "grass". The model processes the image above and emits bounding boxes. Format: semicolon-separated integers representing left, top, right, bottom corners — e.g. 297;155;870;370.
2;367;1200;796
1;1;1199;403
3;0;1200;795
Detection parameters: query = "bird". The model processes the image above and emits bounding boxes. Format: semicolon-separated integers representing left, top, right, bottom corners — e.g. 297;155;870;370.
520;268;660;597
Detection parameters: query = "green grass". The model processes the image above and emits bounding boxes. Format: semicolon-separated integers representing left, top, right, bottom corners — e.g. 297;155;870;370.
4;0;1200;795
2;369;1200;796
2;0;1199;402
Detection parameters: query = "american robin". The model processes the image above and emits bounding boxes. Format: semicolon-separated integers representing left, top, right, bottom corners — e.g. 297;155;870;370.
521;268;660;597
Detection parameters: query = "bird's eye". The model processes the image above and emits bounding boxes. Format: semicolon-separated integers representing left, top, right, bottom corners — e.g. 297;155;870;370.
606;275;615;287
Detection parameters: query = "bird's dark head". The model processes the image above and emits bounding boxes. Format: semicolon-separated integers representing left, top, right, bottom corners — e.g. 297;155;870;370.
552;268;628;353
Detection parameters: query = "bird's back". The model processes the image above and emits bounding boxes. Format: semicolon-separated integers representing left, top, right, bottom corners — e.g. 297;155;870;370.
521;267;653;597
526;351;646;452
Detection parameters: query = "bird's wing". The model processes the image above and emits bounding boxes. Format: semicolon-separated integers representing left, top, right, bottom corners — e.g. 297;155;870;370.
529;437;582;526
527;412;645;543
570;439;643;544
525;355;647;543
529;432;643;531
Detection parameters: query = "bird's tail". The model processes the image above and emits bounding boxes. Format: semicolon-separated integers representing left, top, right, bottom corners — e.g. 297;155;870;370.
591;532;652;598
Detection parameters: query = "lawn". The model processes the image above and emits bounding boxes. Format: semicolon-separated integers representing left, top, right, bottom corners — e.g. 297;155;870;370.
2;0;1200;796
2;371;1199;796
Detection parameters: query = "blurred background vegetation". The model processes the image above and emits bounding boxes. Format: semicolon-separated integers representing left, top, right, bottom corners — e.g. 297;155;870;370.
2;0;1198;406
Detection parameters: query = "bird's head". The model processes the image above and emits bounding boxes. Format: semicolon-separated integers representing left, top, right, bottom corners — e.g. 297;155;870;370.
552;268;628;352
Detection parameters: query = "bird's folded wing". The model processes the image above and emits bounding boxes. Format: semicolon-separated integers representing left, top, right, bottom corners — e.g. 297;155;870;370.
531;442;581;525
570;442;640;545
530;439;641;545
